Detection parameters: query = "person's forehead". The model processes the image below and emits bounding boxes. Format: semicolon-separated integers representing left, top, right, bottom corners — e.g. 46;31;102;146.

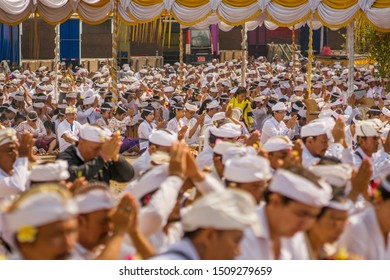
85;209;111;219
38;217;78;233
0;142;17;150
325;208;349;219
288;200;321;213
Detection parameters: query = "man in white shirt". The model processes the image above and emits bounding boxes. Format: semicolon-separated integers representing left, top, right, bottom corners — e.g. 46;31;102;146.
57;106;82;152
237;167;332;260
74;185;153;260
260;102;296;145
183;103;204;146
0;129;32;200
301;118;353;167
152;189;260;260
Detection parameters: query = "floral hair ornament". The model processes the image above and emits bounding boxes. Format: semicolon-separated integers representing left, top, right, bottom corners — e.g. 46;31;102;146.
17;225;37;243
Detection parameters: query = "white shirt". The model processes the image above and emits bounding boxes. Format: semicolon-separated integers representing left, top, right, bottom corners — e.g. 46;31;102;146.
151;238;200;260
337;205;390;259
237;203;309;260
57;119;82;152
166;117;185;134
183;117;200;146
260;117;294;145
196;145;214;170
203;113;213;126
133;176;183;253
76;107;97;125
0;158;28;200
132;150;151;178
302;143;354;168
138;121;156;150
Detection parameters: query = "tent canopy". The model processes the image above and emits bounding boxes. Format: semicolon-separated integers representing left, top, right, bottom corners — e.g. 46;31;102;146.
0;0;389;31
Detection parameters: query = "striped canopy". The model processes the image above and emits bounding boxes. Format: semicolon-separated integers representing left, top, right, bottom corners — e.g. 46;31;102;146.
0;0;389;31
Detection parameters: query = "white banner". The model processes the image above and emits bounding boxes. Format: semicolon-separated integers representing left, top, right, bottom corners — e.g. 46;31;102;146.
0;260;388;279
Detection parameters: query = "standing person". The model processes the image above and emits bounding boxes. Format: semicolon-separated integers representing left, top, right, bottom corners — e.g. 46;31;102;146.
260;102;297;145
228;87;254;131
57;124;134;184
57;106;82;152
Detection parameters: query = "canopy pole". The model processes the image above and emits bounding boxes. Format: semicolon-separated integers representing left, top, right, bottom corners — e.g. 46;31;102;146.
240;24;247;87
307;14;314;98
179;26;184;87
111;0;119;103
54;24;59;103
347;21;355;97
291;25;296;76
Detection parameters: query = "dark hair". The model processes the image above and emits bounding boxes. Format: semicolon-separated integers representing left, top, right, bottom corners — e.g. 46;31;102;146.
317;187;348;219
263;188;292;205
0;114;7;123
169;103;184;121
208;131;222;145
199;99;212;115
235;86;247;96
318;156;342;165
141;106;154;119
375;175;390;201
44;120;55;131
301;135;318;144
15;113;26;123
183;229;203;240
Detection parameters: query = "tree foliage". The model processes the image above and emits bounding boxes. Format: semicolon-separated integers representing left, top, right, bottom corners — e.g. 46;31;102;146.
366;29;390;80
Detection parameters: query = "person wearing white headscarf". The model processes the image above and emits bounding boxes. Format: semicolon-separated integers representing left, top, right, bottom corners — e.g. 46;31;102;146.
151;189;260;260
0;129;32;200
237;166;332;260
3;184;78;260
74;184;154;260
305;188;352;259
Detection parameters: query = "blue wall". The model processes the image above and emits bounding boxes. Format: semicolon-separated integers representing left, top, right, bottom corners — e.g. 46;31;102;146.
60;19;80;66
299;26;328;56
0;24;19;66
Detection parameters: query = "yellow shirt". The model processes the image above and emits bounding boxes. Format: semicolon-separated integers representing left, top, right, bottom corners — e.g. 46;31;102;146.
229;97;254;130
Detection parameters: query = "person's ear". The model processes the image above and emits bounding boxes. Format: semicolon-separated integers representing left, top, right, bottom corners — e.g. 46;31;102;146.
269;193;283;207
149;144;158;154
306;137;314;146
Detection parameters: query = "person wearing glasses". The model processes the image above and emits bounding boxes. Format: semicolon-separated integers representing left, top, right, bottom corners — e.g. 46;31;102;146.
260;102;297;145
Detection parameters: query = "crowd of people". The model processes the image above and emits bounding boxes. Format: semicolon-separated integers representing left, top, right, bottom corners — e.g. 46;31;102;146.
0;55;389;260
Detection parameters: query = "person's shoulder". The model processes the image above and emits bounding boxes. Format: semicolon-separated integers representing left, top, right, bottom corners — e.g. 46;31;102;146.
57;145;77;158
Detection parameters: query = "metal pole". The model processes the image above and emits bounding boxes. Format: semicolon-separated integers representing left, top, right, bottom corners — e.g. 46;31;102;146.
347;21;355;97
54;24;60;102
241;24;247;87
111;0;119;102
179;26;184;87
307;14;314;98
